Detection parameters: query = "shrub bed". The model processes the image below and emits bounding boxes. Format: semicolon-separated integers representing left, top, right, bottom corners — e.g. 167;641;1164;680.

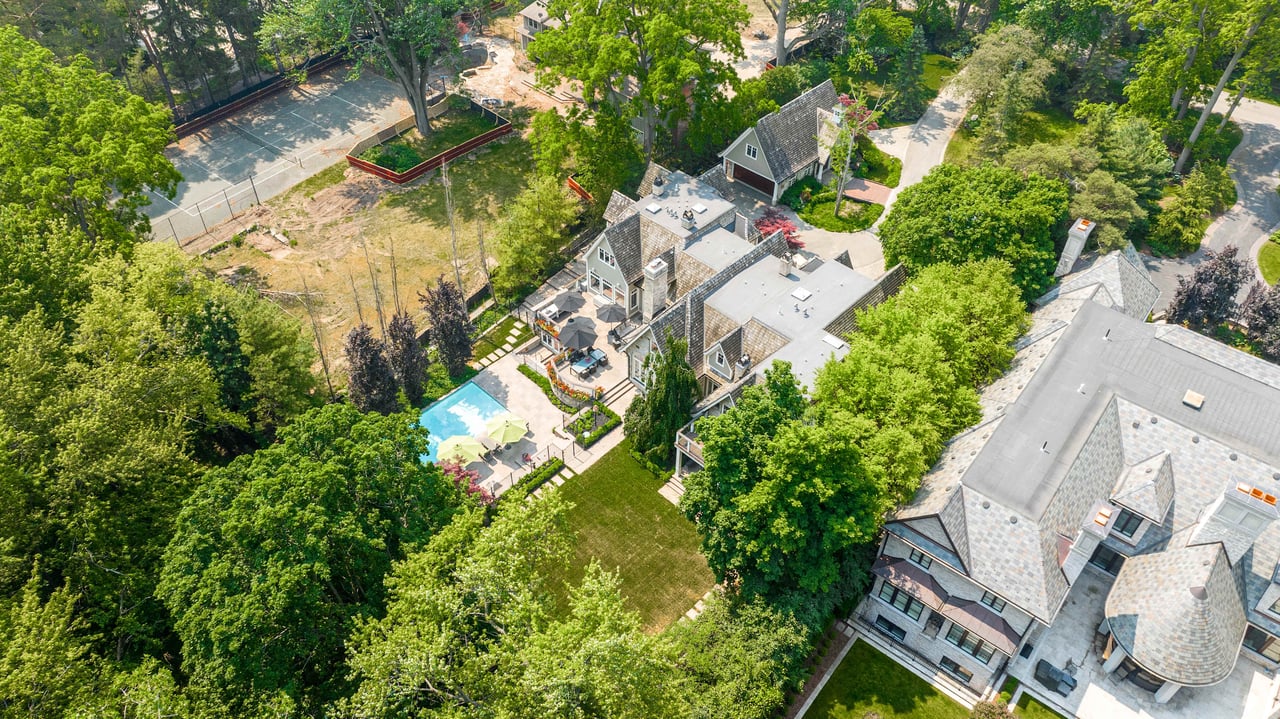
566;403;621;448
855;137;902;188
506;457;565;499
517;363;578;413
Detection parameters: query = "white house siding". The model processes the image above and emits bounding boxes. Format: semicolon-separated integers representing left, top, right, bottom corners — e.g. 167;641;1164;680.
859;533;1036;692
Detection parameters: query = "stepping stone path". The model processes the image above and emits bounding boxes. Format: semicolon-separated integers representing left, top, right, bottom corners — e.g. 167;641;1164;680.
681;586;720;622
469;319;534;369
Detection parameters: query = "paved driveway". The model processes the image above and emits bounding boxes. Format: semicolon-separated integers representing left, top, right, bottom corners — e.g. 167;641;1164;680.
872;81;971;222
1143;95;1280;310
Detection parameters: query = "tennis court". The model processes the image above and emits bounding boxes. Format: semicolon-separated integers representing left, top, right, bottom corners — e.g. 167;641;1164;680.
147;64;413;242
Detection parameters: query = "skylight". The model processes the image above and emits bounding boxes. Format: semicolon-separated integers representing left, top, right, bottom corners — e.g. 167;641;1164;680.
791;288;813;301
645;202;662;214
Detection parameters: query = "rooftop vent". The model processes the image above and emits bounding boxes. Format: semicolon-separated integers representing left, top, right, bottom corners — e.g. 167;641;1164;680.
681;209;696;229
1183;389;1205;410
1190;586;1208;600
645;202;662;214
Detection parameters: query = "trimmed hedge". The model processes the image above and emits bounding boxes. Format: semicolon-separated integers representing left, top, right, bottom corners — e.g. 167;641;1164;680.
567;403;621;448
507;457;566;499
517;363;578;412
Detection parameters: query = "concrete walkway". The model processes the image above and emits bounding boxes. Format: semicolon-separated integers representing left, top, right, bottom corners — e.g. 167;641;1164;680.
872;81;972;222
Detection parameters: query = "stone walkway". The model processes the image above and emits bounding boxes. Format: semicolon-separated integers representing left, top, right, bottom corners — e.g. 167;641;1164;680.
470;319;534;369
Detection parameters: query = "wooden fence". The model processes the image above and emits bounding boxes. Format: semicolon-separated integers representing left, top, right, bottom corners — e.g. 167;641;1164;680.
345;99;513;184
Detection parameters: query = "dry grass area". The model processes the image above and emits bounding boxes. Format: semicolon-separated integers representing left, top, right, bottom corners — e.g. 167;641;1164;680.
199;130;533;376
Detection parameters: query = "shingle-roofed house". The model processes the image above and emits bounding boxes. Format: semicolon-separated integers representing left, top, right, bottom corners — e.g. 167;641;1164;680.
516;0;560;50
860;247;1280;711
719;80;839;203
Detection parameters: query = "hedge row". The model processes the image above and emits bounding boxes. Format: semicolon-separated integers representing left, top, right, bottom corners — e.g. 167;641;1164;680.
568;403;621;448
507;457;566;499
516;363;578;413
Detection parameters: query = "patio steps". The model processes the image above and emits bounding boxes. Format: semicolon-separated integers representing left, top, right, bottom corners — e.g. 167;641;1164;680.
658;474;685;506
600;378;633;408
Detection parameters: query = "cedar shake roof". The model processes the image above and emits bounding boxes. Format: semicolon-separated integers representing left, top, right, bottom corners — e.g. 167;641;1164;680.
749;80;838;181
603;190;637;224
604;213;644;284
1105;543;1247;686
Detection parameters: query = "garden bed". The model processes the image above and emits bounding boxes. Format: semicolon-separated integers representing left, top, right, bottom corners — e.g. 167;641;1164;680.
1260;236;1280;285
346;95;512;184
564;402;621;448
799;196;884;232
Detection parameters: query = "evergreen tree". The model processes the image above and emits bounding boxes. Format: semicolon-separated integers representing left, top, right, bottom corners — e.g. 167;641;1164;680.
385;310;428;406
623;335;699;466
419;278;475;378
887;25;929;121
1166;246;1249;331
344;324;399;414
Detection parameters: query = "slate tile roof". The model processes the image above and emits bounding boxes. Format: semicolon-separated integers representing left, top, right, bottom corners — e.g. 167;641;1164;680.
1105;543;1247;687
1110;451;1174;523
1034;246;1160;322
749;80;838;181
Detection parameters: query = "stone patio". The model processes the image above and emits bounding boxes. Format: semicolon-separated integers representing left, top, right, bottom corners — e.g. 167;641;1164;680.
1007;565;1280;719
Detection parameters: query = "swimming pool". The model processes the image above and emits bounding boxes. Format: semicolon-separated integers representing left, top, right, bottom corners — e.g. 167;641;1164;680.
418;381;509;463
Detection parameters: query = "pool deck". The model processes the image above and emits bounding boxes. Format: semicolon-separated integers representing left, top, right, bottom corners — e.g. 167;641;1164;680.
456;342;635;495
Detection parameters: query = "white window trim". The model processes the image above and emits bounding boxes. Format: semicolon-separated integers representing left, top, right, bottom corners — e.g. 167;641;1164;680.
745;143;758;160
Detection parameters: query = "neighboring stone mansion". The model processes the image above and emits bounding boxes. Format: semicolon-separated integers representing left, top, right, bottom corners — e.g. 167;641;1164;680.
860;248;1280;716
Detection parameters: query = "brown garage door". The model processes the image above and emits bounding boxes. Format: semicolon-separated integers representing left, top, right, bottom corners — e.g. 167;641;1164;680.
731;162;775;198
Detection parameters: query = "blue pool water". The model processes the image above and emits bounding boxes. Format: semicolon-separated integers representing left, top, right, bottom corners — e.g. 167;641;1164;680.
419;382;509;463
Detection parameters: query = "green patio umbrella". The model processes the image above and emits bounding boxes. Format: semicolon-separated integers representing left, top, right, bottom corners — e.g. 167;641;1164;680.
485;413;529;445
437;435;487;464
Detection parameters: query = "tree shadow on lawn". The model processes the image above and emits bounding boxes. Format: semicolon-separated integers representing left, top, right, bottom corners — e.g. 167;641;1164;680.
380;134;534;226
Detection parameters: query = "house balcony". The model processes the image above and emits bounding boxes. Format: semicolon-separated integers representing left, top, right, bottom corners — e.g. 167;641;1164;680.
675;423;704;476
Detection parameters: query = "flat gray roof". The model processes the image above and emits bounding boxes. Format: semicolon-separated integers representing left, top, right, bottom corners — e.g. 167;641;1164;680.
967;301;1280;519
636;171;736;240
681;227;754;273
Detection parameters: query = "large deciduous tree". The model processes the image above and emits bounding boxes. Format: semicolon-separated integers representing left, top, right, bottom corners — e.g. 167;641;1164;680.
420;277;475;377
879;164;1069;301
493;173;581;299
158;404;461;714
261;0;463;137
342;495;679;718
681;362;881;596
0;26;179;249
529;0;749;158
624;335;699;467
1166;245;1249;330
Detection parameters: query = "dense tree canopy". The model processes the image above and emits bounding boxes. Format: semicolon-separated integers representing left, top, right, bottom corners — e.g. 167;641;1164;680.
0;27;179;249
263;0;464;137
158;404;462;714
530;0;748;157
492;174;582;299
879;164;1069;300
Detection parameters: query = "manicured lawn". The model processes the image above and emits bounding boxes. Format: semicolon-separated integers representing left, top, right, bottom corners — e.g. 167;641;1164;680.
1016;691;1068;719
806;640;969;719
547;441;715;632
800;198;885;232
946;106;1084;166
1260;239;1280;285
922;54;959;97
472;314;532;361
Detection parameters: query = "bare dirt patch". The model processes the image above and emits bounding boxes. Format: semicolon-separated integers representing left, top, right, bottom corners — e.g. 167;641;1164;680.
197;132;533;373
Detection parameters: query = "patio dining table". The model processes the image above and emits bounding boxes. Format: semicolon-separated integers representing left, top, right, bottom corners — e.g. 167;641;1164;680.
571;353;599;377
